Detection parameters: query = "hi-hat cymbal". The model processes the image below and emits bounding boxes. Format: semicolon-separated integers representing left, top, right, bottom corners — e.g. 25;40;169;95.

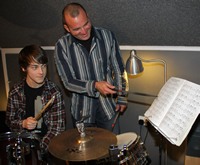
48;127;117;161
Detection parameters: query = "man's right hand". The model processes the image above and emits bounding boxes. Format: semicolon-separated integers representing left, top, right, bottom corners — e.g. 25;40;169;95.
23;117;37;130
95;81;117;95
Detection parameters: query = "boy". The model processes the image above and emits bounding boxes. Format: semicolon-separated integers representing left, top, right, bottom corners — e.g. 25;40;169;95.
6;45;66;164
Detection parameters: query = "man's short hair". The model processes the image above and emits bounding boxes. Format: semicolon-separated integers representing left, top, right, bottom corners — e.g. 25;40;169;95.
19;45;48;69
62;3;87;26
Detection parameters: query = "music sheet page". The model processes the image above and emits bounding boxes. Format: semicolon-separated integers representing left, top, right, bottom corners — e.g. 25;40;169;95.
144;77;200;146
145;77;185;126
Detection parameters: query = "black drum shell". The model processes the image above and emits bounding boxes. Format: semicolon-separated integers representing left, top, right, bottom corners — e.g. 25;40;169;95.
0;132;47;165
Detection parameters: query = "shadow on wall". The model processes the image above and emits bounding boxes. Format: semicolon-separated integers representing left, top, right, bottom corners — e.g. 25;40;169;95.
0;1;59;30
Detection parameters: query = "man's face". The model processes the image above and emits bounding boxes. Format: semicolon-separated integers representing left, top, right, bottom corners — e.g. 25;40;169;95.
64;8;92;40
22;61;47;88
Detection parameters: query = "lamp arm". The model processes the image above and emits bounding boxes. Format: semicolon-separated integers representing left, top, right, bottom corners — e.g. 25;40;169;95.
134;55;167;83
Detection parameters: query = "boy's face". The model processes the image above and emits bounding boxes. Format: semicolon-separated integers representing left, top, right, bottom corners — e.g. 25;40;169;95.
22;61;47;88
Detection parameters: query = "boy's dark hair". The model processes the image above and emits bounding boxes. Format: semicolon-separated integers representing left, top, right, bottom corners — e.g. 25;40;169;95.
19;45;48;69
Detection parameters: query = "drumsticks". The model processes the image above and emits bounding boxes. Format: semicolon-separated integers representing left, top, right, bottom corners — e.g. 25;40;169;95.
34;95;55;121
110;111;120;132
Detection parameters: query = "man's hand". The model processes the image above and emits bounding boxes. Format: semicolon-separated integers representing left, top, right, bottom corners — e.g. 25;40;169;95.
23;117;37;130
115;104;127;112
95;81;117;95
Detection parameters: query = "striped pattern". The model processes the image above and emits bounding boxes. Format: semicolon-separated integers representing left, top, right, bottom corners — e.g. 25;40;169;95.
55;26;127;123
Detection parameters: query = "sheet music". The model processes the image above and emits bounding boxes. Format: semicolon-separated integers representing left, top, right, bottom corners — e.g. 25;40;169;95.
144;77;200;146
145;77;185;126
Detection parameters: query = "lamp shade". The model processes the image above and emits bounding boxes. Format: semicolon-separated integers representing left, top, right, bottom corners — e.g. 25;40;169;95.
126;50;144;75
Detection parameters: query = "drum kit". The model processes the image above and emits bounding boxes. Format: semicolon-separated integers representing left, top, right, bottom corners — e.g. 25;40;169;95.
0;131;47;165
0;123;151;165
48;120;151;165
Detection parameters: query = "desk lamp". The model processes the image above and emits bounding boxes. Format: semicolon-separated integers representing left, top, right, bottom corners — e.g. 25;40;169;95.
126;49;167;83
126;49;167;165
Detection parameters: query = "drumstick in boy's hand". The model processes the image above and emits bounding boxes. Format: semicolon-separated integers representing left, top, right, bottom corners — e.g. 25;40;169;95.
34;96;55;121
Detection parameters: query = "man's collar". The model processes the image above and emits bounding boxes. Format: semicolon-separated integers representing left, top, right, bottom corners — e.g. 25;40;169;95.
92;26;101;40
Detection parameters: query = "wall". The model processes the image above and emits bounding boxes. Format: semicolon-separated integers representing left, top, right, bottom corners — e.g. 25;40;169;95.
1;0;200;47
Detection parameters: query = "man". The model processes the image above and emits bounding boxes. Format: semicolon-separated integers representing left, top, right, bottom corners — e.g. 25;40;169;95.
55;3;128;135
6;45;66;164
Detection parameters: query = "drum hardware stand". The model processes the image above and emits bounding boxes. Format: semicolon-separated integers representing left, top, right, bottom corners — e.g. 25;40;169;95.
76;121;86;138
109;145;120;165
76;113;91;139
7;132;30;165
75;115;92;165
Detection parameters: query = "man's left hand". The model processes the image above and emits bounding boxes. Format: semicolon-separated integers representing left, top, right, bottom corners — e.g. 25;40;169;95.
115;104;126;112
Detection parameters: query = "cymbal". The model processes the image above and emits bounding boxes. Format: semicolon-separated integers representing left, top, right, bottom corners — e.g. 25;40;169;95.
48;127;117;161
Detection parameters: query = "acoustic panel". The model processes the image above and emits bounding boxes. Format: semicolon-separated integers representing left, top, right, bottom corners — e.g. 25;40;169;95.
0;0;200;47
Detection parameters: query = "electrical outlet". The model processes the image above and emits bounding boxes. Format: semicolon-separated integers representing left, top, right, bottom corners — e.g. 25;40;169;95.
138;115;148;126
138;115;146;121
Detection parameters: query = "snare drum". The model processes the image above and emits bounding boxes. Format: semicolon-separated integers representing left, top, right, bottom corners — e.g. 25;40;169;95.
116;132;151;165
0;132;47;165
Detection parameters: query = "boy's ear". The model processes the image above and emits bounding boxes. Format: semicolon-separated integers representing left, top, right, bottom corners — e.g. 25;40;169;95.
21;67;26;72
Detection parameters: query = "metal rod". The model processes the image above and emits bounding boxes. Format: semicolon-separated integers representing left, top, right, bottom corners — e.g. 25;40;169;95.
134;53;167;83
114;88;157;97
